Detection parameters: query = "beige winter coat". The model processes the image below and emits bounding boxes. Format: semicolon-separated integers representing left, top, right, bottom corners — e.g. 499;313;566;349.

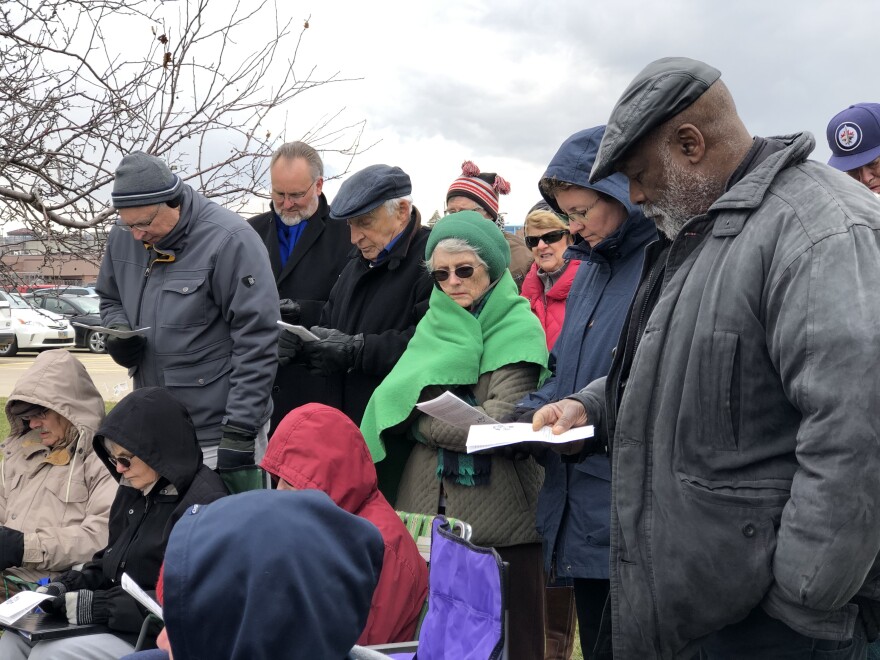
0;350;116;584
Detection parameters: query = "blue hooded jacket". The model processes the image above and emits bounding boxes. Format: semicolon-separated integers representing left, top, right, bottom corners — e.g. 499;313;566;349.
521;126;657;578
162;490;385;660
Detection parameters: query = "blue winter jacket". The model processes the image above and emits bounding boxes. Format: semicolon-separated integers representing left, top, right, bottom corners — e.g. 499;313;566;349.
520;126;657;578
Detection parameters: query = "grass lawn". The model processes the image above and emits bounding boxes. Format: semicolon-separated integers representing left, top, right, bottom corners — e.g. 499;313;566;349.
0;397;116;438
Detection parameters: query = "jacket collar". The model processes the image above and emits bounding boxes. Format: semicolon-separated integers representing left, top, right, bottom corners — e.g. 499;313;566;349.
711;132;814;238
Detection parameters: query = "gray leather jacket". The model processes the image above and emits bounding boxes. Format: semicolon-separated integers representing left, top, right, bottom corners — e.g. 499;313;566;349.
97;186;279;442
575;133;880;657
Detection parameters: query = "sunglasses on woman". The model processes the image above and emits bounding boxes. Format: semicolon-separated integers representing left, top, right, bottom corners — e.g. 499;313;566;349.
431;264;484;283
108;454;134;469
524;229;569;249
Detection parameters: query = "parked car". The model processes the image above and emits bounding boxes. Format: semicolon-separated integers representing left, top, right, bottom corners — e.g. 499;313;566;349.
32;294;106;353
30;285;98;298
0;300;14;353
0;290;75;357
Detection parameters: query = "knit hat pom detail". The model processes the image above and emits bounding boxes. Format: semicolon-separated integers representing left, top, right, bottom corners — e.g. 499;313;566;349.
493;175;511;195
461;160;481;177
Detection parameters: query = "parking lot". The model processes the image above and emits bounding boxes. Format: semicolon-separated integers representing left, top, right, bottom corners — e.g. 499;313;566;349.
0;350;131;401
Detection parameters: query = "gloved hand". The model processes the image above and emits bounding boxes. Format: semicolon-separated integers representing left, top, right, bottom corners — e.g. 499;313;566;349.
65;590;110;625
497;441;550;461
853;595;880;642
279;298;302;324
216;423;256;472
0;526;24;571
302;327;364;375
36;582;67;615
278;330;307;367
105;325;146;368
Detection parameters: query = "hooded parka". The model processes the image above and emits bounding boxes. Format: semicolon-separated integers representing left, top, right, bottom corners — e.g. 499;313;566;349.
0;350;116;585
261;404;428;645
50;386;227;647
520;127;657;578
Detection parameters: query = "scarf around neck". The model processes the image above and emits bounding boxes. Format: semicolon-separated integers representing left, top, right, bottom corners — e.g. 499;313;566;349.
360;270;549;482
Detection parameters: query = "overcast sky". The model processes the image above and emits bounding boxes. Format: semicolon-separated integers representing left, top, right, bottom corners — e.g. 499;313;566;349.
249;0;875;224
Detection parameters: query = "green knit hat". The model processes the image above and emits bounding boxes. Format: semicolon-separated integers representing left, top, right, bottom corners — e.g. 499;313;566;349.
426;211;511;281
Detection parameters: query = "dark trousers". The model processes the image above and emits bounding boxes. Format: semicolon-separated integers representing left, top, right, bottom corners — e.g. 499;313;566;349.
497;543;545;660
699;605;866;659
573;578;610;659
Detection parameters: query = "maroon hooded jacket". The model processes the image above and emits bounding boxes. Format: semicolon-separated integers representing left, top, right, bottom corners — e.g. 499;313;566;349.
261;403;428;645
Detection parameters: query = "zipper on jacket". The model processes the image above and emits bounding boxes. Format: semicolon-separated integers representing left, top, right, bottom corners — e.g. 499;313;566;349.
136;247;175;327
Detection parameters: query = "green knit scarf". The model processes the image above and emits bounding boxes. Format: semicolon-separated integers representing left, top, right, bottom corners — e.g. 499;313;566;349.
360;270;549;483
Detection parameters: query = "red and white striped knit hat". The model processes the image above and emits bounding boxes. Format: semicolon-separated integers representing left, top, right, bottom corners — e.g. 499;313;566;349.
446;161;511;226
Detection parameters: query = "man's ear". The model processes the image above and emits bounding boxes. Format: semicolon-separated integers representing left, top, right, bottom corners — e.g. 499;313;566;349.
397;198;412;221
674;123;706;164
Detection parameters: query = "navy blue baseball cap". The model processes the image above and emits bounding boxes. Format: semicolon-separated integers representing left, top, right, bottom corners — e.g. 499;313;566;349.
329;164;412;220
826;103;880;171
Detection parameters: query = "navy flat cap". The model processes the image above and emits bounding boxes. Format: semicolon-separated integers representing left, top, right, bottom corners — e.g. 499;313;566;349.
329;164;412;220
590;57;721;182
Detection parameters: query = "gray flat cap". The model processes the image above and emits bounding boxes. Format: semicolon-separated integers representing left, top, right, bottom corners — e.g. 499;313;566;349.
329;164;412;220
590;57;721;182
112;151;183;208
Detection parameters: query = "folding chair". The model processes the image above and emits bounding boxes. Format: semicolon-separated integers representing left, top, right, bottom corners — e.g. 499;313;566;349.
369;516;508;660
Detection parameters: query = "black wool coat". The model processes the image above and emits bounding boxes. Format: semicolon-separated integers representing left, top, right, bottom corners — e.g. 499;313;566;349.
248;195;352;430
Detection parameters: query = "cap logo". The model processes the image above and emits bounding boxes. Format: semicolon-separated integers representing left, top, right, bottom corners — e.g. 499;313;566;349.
836;122;862;151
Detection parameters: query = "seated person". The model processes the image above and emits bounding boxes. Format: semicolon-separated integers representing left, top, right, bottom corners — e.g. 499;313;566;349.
140;490;386;659
261;403;428;644
0;387;228;659
0;350;116;598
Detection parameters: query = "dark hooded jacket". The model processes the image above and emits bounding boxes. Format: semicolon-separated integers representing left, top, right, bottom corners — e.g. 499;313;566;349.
52;387;227;647
162;489;384;660
519;126;657;578
260;404;428;646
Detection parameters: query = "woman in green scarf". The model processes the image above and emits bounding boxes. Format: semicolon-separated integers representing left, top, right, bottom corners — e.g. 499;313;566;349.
360;211;550;660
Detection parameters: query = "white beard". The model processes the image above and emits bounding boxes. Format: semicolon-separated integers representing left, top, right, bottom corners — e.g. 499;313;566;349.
278;214;304;227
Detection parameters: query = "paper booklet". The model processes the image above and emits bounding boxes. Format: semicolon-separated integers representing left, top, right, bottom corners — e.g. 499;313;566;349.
121;573;163;621
0;590;56;627
466;423;595;454
415;391;500;430
71;323;151;338
276;320;320;342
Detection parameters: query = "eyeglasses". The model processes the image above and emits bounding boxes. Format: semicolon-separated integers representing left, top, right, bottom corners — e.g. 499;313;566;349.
272;179;318;204
431;264;484;282
525;229;569;249
562;196;602;225
445;206;489;219
108;454;134;469
21;409;48;422
115;205;162;232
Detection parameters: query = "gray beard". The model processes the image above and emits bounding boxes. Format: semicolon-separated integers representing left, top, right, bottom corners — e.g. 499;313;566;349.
278;214;304;227
642;153;724;240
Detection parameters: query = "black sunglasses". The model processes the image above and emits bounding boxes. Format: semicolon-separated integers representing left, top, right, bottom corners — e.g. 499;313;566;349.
525;229;569;249
431;264;482;282
108;455;134;469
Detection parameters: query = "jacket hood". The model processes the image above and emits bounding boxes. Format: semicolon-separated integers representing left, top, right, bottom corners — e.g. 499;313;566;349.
541;126;634;214
93;387;201;491
163;489;384;660
5;349;104;448
261;404;379;514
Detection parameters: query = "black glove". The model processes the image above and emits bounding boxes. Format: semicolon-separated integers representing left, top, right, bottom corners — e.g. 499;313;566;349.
302;327;364;375
216;423;256;472
854;595;880;642
0;526;24;571
279;298;302;324
36;582;67;615
278;329;306;367
105;325;146;368
497;441;550;461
